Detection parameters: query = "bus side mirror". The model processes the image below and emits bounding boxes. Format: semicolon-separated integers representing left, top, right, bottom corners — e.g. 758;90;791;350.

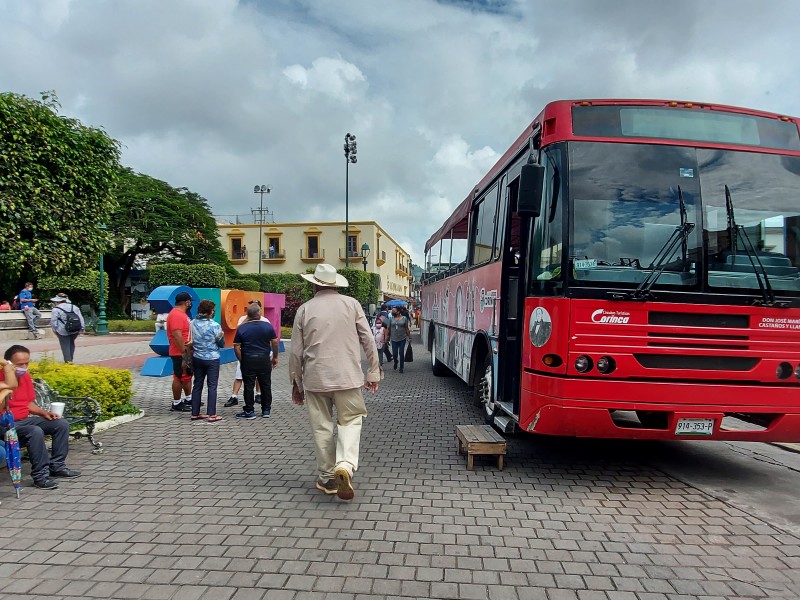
518;163;544;218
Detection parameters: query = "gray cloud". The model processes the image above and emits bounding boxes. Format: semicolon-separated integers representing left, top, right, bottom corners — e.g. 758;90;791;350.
2;0;799;263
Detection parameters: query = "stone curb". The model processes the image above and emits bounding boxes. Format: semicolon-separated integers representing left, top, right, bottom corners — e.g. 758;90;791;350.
73;410;145;436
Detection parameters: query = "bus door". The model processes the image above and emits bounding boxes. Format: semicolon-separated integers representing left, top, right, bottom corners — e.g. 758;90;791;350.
496;176;528;418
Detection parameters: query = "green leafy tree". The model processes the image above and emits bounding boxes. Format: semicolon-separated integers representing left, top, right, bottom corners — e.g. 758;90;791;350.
104;167;230;308
0;91;121;290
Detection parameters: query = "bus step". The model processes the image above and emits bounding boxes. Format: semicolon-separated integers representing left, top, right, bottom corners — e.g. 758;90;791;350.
493;414;515;433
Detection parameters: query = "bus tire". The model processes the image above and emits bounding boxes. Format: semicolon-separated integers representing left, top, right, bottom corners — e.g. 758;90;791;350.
474;354;497;423
430;331;449;377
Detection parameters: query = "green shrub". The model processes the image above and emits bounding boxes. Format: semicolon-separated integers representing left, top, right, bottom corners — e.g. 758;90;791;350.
149;264;226;288
38;271;109;307
337;268;381;306
226;277;260;291
106;319;156;332
280;326;292;339
248;273;312;297
30;357;136;418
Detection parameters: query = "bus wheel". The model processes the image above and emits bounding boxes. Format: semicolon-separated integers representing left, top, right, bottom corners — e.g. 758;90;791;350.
431;333;448;377
475;355;497;422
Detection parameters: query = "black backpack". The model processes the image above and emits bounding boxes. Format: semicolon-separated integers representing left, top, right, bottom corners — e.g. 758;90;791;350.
58;305;82;334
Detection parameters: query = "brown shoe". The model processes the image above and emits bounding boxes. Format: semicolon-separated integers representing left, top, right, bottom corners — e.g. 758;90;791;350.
315;478;337;495
333;468;354;500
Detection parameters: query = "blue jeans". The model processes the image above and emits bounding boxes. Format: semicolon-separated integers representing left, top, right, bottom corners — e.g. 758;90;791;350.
191;358;220;416
391;340;407;370
15;415;70;482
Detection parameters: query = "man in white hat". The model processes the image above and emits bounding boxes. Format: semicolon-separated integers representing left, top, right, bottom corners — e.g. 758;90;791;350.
50;293;85;363
290;264;381;500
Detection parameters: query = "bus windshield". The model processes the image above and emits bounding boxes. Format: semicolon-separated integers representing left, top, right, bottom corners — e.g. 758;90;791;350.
568;143;702;289
567;142;800;295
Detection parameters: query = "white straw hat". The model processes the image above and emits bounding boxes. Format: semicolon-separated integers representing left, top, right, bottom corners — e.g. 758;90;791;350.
300;264;349;288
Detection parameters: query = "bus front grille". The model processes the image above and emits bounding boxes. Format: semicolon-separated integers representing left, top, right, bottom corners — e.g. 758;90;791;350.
633;354;759;371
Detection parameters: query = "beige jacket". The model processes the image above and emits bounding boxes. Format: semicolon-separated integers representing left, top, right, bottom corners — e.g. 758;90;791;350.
289;288;381;393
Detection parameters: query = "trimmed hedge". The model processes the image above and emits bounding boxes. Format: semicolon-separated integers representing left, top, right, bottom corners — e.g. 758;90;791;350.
107;319;156;332
38;271;109;307
226;277;260;291
336;268;381;306
30;357;137;418
149;263;226;289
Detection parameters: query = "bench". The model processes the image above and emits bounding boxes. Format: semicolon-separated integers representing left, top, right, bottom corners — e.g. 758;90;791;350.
33;379;104;454
456;424;507;470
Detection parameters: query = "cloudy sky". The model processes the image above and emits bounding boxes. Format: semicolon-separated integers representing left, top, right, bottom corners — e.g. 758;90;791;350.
2;0;799;263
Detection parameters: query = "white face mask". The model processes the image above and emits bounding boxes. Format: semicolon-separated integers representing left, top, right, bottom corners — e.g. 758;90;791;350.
15;367;28;376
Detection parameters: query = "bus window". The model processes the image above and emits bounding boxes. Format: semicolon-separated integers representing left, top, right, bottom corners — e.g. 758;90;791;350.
493;176;509;261
470;184;499;265
451;238;468;271
530;146;564;294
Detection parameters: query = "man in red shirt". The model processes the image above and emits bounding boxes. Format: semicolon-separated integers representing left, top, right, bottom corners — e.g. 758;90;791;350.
2;345;81;490
167;292;193;412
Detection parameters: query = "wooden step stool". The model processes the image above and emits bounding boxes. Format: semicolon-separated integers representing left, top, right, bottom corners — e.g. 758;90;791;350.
456;424;507;470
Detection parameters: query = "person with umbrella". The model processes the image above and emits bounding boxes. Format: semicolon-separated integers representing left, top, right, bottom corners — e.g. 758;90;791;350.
0;388;22;499
1;345;81;490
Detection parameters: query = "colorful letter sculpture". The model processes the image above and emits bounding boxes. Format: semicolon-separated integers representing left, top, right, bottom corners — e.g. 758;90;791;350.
141;286;286;377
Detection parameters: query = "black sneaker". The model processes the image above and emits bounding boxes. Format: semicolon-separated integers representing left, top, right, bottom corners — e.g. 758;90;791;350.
33;478;59;490
50;468;81;478
235;411;257;420
262;409;271;418
393;362;398;370
170;402;190;412
399;367;404;373
224;396;239;407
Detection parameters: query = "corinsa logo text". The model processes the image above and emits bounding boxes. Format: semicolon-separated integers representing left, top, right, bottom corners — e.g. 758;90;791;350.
591;309;631;324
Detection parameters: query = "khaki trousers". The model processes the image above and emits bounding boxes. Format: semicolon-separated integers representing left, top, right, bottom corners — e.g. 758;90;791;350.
305;388;367;480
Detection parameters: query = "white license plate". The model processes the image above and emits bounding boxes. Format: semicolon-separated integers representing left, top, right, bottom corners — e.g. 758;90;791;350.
675;418;715;436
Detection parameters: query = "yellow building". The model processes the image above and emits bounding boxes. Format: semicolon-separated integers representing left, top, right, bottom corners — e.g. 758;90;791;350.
217;220;413;301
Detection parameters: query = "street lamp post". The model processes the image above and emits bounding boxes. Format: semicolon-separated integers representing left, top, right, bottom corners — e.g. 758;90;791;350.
361;242;370;272
253;184;271;274
97;223;108;335
344;133;357;267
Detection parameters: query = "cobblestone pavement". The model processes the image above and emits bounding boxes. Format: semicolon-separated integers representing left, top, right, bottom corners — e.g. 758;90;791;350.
1;337;799;599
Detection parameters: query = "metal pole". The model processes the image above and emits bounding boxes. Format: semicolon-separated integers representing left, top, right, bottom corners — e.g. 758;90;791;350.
97;251;108;335
345;159;349;267
258;189;263;274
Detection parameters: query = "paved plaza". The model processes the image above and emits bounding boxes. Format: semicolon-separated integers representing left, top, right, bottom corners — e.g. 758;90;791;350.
0;335;798;599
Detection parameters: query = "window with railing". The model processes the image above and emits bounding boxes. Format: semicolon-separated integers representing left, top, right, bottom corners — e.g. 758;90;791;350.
307;235;320;258
230;237;247;261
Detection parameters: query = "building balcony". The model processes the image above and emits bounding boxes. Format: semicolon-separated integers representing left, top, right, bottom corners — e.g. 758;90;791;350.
339;248;363;262
230;250;248;264
300;249;326;263
261;250;286;263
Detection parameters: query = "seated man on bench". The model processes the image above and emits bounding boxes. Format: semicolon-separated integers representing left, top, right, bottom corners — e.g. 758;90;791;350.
1;345;81;490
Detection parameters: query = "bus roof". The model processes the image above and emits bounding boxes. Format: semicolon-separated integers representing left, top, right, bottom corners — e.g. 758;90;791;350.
424;99;800;253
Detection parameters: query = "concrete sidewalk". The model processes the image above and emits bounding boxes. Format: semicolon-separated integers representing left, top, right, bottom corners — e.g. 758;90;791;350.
0;337;798;599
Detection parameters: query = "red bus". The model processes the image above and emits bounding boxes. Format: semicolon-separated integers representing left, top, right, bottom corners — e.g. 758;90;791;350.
421;99;800;441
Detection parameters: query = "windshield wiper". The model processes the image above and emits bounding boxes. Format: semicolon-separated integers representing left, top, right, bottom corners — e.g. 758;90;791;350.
611;186;694;301
724;185;788;307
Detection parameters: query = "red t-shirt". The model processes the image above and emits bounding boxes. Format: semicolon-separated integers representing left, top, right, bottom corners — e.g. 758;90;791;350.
166;308;190;357
0;370;34;420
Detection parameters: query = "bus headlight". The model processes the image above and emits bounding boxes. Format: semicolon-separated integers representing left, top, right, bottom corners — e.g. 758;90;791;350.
575;355;593;373
597;356;616;374
776;362;793;380
795;364;800;380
